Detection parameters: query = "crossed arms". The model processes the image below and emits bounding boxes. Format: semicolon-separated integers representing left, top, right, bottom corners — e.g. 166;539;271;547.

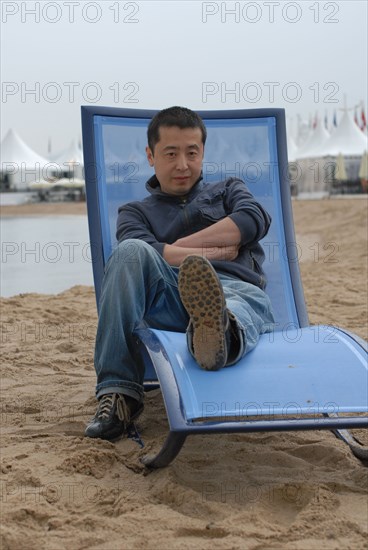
116;179;271;266
163;217;241;266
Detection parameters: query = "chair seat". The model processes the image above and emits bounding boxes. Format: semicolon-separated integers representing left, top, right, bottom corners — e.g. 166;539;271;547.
142;326;368;422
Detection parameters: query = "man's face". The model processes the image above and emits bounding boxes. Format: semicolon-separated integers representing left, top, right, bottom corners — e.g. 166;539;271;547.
146;126;204;196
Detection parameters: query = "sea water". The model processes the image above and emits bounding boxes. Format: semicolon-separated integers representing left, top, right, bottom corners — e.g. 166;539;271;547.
1;216;94;297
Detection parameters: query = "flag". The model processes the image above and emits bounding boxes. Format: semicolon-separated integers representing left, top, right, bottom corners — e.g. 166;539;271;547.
333;110;337;127
313;112;318;129
361;106;367;132
354;108;359;126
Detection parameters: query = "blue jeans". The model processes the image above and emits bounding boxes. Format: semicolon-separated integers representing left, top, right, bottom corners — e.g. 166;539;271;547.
94;239;275;402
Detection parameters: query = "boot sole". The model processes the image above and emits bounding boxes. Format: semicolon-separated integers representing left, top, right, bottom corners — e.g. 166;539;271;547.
178;255;227;371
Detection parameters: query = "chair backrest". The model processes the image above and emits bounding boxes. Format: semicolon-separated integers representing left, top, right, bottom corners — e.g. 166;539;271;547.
81;107;309;330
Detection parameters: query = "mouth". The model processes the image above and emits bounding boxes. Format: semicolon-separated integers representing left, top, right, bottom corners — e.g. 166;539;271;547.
173;176;190;181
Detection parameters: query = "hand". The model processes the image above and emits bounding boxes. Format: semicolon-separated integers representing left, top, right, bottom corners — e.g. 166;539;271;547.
164;242;239;267
203;245;239;262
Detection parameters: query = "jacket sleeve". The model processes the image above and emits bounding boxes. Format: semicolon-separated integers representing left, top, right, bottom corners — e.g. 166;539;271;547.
224;178;271;246
116;202;165;256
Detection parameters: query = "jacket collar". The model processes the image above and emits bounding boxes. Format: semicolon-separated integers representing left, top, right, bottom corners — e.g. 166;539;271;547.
146;173;204;201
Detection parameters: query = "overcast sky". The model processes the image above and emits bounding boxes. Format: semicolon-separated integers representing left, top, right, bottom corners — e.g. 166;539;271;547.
1;0;367;156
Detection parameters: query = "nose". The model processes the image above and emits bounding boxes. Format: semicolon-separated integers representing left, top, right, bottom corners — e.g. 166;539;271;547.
176;154;188;171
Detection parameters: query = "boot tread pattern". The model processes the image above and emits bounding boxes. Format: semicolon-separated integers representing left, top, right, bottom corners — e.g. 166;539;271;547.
178;256;227;371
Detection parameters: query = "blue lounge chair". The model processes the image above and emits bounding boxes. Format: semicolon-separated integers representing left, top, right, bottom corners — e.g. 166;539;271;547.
81;106;368;467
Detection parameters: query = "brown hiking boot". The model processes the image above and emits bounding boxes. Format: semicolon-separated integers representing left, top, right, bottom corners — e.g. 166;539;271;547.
178;255;233;370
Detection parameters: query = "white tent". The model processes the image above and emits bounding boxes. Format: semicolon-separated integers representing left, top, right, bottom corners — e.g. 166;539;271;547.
321;111;367;192
28;140;86;199
0;129;50;190
296;119;330;159
319;110;367;157
51;139;84;180
295;112;368;194
294;120;330;194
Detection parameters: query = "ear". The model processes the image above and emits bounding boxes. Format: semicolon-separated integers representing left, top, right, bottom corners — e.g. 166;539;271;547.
146;146;154;167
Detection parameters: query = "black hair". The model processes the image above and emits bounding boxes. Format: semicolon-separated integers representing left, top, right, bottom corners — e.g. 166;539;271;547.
147;106;207;153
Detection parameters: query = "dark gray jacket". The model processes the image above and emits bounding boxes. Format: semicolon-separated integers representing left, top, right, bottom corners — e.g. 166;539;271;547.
116;175;271;289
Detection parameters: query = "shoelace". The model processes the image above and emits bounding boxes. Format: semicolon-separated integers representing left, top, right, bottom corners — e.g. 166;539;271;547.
96;394;130;426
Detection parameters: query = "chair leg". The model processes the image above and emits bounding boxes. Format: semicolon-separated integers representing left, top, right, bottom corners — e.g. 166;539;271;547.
141;432;187;468
323;412;368;463
332;428;368;463
323;413;368;466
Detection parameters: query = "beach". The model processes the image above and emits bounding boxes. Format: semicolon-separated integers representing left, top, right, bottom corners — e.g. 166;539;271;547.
1;197;367;550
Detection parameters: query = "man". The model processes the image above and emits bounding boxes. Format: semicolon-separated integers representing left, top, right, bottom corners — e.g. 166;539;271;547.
85;106;274;441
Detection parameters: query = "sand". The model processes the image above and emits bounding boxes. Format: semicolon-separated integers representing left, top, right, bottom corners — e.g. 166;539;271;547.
1;197;367;550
